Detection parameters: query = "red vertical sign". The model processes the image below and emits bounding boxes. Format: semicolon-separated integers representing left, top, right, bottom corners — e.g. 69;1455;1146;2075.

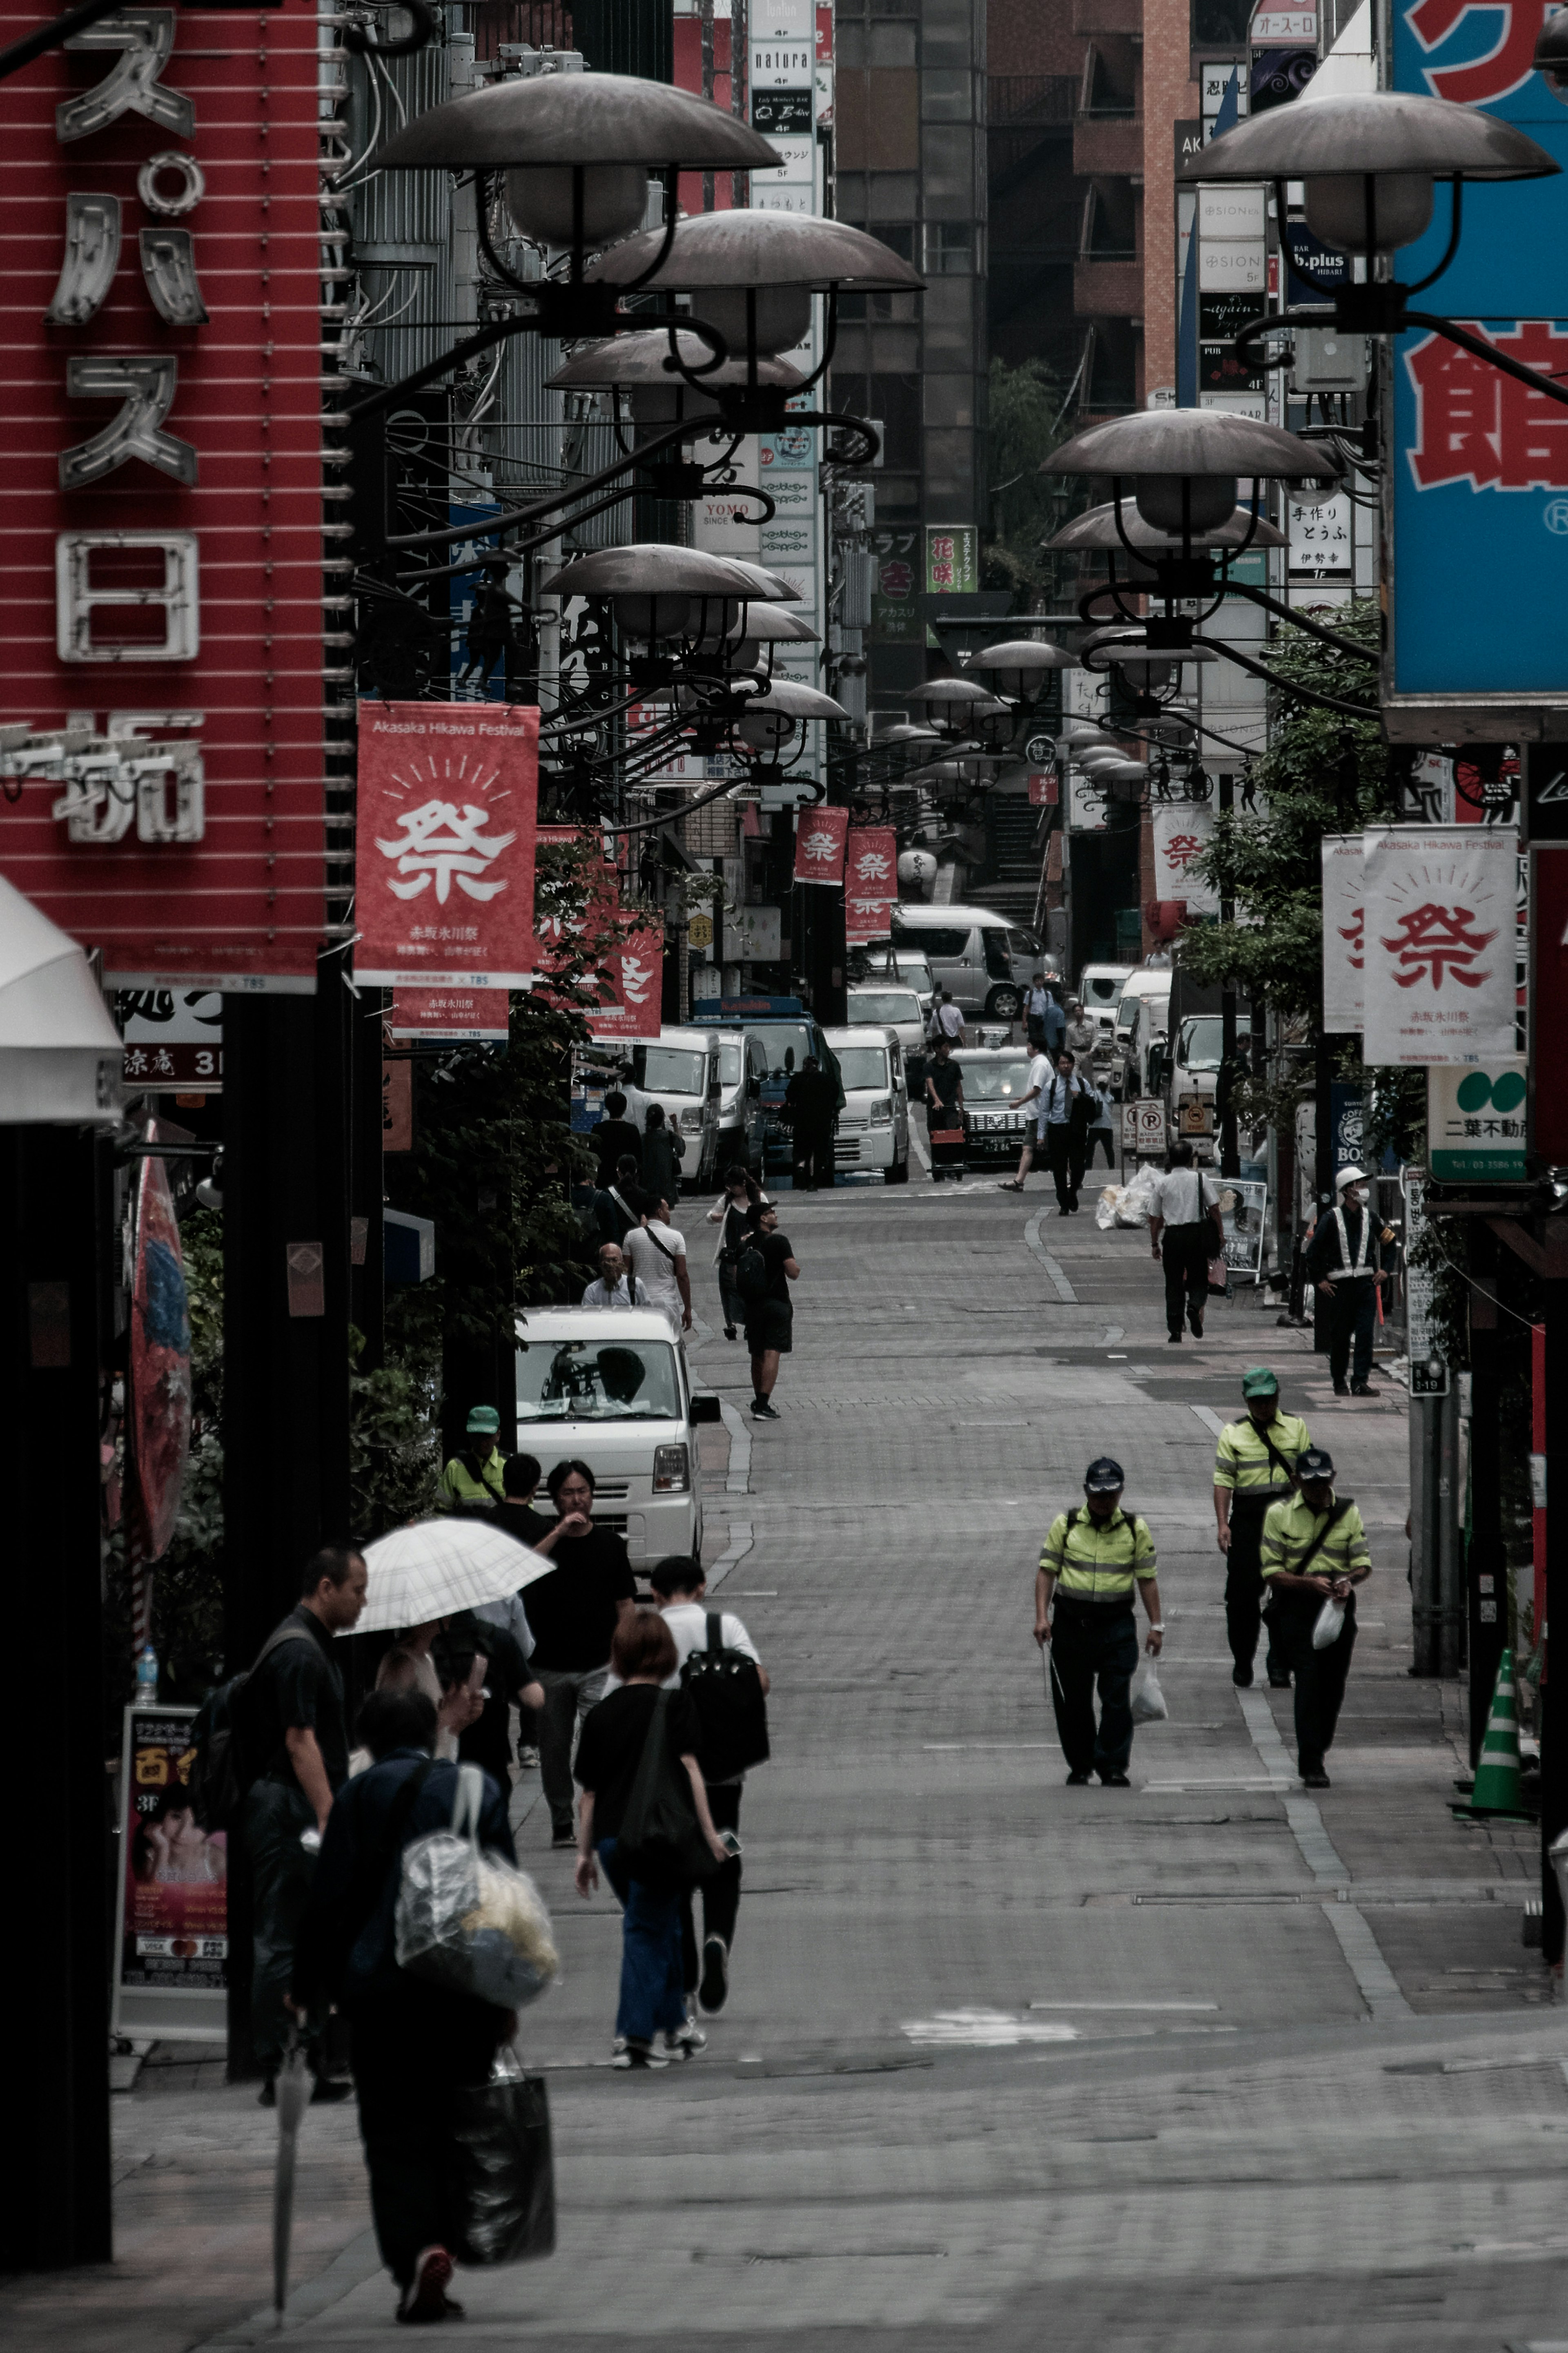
844;825;898;937
793;803;849;887
0;2;327;986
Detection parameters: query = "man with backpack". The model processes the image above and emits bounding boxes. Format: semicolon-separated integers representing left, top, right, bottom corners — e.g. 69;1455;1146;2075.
737;1200;799;1422
241;1544;368;2099
1260;1446;1372;1788
1034;1458;1163;1787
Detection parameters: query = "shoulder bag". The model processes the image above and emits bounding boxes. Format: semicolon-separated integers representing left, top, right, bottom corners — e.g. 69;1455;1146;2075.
616;1691;722;1893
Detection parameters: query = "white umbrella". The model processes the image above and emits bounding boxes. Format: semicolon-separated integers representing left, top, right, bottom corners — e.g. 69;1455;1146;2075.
348;1517;554;1636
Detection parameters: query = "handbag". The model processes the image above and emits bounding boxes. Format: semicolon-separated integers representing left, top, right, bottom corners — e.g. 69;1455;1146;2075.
1207;1253;1230;1298
447;2043;556;2266
615;1690;722;1894
395;1764;559;2009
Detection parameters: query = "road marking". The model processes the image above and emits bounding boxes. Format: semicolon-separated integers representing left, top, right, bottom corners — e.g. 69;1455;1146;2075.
1191;1405;1227;1437
911;1129;931;1172
1322;1901;1414;2022
1027;1999;1219;2012
705;1517;753;1592
1023;1211;1077;1301
902;2008;1078;2046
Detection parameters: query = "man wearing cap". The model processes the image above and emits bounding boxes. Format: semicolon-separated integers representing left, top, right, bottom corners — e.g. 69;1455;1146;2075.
439;1406;506;1512
1307;1166;1395;1398
1214;1369;1312;1689
1034;1457;1163;1787
1260;1446;1371;1787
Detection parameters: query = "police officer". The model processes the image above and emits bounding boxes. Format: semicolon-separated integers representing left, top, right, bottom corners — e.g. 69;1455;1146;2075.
1034;1456;1163;1787
1213;1366;1311;1690
439;1405;506;1512
1306;1165;1395;1397
1260;1446;1371;1788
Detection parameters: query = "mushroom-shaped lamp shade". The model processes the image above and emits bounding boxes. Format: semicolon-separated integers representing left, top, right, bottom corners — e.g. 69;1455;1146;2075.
735;676;849;749
1042;408;1327;536
1538;4;1568;95
546;332;805;427
377;71;782;172
1047;500;1288;553
539;544;794;645
967;640;1077;699
588;207;925;295
902;676;1000;707
504;164;649;249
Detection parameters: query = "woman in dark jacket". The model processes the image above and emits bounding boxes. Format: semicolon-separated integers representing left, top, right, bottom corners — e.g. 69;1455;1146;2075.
640;1103;685;1207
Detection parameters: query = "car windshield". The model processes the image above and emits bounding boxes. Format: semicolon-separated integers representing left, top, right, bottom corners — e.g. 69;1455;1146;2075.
960;1057;1032;1102
1009;928;1045;959
751;1023;813;1074
516;1337;682;1422
837;1046;889;1091
718;1040;744;1084
897;925;971;959
633;1046;706;1097
849;991;921;1025
1082;973;1127;1004
889;952;933;988
1180;1016;1226;1073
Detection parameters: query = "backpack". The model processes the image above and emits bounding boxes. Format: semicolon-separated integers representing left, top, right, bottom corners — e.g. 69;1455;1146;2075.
616;1691;724;1893
680;1612;771;1782
188;1622;314;1832
735;1242;769;1303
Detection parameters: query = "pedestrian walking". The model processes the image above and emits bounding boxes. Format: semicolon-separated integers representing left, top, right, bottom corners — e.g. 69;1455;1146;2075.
739;1201;798;1421
1084;1080;1117;1171
439;1405;506;1512
241;1544;368;2101
1148;1141;1223;1342
1036;1048;1089;1213
291;1685;518;2322
1034;1458;1163;1787
572;1609;731;2070
1307;1164;1394;1396
605;1160;646;1245
997;1035;1056;1192
706;1166;768;1340
490;1453;553;1552
1260;1446;1372;1787
457;1605;545;1789
580;1240;650;1309
924;1034;968;1181
783;1053;838;1191
640;1102;686;1207
927;988;967;1049
1022;974;1062;1055
1213;1365;1312;1688
521;1459;637;1845
624;1195;694;1338
591;1090;643;1185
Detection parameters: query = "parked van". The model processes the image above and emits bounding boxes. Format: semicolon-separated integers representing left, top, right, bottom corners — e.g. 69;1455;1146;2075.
594;1028;724;1189
1152;1012;1227;1161
846;981;927;1090
514;1307;720;1566
824;1024;911;1183
1077;962;1135;1038
891;904;1059;1020
1114;982;1172;1102
714;1029;769;1176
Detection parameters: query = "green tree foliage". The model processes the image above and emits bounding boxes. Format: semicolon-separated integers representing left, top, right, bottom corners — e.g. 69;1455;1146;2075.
984;357;1093;603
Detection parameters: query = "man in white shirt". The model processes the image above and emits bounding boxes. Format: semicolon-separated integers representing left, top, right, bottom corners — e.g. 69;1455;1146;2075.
614;1063;654;1131
624;1197;693;1337
1032;1049;1089;1213
1149;1140;1224;1343
927;990;967;1046
580;1241;649;1309
998;1043;1057;1192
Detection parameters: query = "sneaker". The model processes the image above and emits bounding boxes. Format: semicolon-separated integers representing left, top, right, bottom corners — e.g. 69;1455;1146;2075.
611;2039;670;2071
699;1935;730;2014
724;1324;737;1340
1232;1662;1254;1688
518;1746;540;1770
1065;1769;1091;1786
551;1820;576;1848
1351;1381;1379;1397
665;2015;708;2059
397;2246;454;2325
1098;1771;1131;1788
1167;1333;1183;1344
751;1399;780;1421
1333;1381;1350;1396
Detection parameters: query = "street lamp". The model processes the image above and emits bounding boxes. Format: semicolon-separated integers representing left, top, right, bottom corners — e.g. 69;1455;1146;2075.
547;330;806;434
1049;498;1288;562
966;640;1078;706
539;543;795;656
1537;6;1568;93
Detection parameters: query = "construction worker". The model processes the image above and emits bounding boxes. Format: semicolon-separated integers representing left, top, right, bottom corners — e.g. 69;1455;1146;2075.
1034;1456;1163;1787
1214;1367;1311;1691
1306;1164;1395;1396
439;1405;506;1512
1260;1445;1371;1788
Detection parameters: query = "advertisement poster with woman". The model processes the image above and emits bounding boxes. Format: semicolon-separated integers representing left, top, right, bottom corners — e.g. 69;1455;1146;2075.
114;1706;228;2040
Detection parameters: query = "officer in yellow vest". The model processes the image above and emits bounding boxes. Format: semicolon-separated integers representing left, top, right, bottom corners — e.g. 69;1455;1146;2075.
1260;1446;1371;1788
1214;1366;1311;1690
439;1405;506;1512
1034;1456;1163;1787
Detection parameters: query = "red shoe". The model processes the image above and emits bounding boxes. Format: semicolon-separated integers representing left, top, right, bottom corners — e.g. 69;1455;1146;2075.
398;2246;457;2324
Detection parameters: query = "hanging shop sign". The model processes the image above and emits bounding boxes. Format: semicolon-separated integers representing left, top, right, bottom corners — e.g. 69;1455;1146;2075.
844;825;897;936
388;988;511;1044
1151;801;1217;916
118;986;223;1090
1320;834;1364;1033
582;920;665;1042
793;802;849;886
1361;826;1519;1064
354;702;539;989
1427;1059;1528;1182
129;1133;191;1563
0;7;327;987
112;1704;227;2043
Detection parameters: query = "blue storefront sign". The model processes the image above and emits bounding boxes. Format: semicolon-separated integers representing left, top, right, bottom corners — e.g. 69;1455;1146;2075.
1387;1;1568;734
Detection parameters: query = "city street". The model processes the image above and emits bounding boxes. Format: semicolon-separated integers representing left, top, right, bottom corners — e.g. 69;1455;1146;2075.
10;1140;1564;2353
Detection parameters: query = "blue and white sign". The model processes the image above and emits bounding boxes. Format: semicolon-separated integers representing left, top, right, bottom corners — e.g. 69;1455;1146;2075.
1387;0;1568;729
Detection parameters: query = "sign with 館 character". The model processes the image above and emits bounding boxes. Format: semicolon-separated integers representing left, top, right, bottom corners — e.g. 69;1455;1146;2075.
0;4;327;987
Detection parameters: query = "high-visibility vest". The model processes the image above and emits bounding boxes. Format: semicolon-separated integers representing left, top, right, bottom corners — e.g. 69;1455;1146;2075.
1214;1411;1311;1501
440;1449;505;1509
1040;1505;1157;1601
1261;1492;1371;1581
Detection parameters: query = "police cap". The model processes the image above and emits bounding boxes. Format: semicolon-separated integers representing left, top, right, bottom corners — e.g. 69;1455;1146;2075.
1084;1455;1125;1493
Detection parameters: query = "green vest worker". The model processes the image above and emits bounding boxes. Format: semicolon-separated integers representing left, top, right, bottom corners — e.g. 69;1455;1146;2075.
1213;1365;1311;1691
1035;1456;1162;1788
439;1405;506;1512
1260;1446;1371;1789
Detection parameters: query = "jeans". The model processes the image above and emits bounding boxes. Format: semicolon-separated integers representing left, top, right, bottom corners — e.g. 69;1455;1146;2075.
245;1778;318;2074
348;1989;508;2285
681;1783;742;1991
1162;1220;1210;1338
1085;1128;1116;1169
1225;1499;1286;1680
1327;1279;1378;1387
531;1665;608;1831
597;1838;688;2045
1048;1600;1139;1777
1270;1589;1358;1773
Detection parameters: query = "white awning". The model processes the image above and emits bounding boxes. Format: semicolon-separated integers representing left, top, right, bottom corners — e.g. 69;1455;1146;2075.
0;872;124;1124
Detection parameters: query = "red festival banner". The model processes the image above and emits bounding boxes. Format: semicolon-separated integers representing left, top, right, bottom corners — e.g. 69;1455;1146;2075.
389;988;511;1043
0;3;327;987
844;825;898;937
794;803;849;887
355;702;539;988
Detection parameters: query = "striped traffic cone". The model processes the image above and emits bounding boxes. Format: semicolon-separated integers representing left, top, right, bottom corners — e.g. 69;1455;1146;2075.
1452;1650;1533;1823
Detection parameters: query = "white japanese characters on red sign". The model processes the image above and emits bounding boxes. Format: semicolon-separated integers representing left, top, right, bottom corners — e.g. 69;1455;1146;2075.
844;825;897;936
792;802;849;887
1361;825;1519;1064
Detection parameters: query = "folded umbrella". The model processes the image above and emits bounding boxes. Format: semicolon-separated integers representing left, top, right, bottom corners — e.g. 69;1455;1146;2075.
272;2032;313;2317
350;1517;555;1636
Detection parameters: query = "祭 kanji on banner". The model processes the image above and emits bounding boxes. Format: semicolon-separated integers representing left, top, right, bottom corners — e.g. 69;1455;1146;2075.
793;803;849;887
1151;803;1216;916
533;831;663;1038
1362;826;1519;1064
354;702;539;988
388;988;511;1043
844;826;898;937
1321;835;1365;1033
584;921;665;1041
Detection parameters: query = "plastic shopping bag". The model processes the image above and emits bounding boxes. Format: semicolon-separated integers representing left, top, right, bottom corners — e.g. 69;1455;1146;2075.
396;1764;559;2008
1312;1597;1346;1650
447;2044;556;2266
1130;1665;1168;1724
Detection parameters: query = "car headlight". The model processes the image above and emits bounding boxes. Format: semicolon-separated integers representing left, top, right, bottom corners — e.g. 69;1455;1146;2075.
869;1096;891;1125
679;1106;703;1134
653;1443;690;1493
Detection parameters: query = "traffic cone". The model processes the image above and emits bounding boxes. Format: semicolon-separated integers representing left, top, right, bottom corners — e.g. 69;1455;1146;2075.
1452;1650;1532;1822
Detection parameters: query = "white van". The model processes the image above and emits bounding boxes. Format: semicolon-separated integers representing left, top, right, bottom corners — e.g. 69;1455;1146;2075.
891;904;1059;1020
845;981;927;1085
824;1024;911;1182
1077;963;1135;1039
714;1029;768;1176
1114;975;1172;1101
514;1307;721;1566
595;1028;724;1189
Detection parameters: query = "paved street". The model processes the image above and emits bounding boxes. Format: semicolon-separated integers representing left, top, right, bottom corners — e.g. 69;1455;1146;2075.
8;1146;1566;2353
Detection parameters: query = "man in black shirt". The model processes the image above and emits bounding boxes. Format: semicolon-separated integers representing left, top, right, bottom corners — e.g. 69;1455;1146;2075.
243;1543;368;2098
521;1459;638;1845
783;1055;837;1191
743;1201;799;1423
592;1091;643;1187
924;1036;967;1182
